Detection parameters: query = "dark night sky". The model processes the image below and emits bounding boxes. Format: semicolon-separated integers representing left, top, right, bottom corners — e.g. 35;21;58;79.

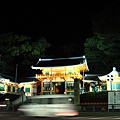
0;0;114;55
0;0;116;79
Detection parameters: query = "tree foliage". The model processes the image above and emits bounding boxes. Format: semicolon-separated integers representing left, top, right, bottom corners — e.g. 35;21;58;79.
0;32;51;76
84;0;120;73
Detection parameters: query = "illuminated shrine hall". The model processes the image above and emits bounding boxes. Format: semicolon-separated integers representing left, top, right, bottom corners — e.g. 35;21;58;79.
31;56;89;95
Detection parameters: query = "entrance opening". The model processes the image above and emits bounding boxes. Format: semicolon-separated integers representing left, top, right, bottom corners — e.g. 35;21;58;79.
55;82;65;94
37;81;41;95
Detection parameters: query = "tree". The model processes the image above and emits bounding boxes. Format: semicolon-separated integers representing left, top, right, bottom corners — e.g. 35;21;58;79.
0;32;51;77
84;0;120;74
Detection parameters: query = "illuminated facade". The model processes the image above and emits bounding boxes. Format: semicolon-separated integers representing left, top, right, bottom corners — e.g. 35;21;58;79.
83;75;103;92
0;76;17;94
99;67;120;91
18;82;37;96
0;77;37;96
2;55;120;96
82;67;120;92
31;56;89;95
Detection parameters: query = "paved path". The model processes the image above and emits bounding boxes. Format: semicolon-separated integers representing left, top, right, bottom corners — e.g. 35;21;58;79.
0;111;120;120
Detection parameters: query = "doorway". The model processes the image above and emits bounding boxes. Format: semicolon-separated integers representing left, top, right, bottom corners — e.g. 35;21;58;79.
37;81;41;95
55;82;65;94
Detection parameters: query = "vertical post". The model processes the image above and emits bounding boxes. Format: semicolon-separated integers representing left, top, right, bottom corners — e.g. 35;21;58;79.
82;56;85;94
82;68;84;94
64;80;67;94
15;64;18;83
15;64;18;92
50;81;52;94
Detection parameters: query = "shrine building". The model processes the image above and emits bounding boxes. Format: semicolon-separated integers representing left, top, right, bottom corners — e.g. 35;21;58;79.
31;56;89;95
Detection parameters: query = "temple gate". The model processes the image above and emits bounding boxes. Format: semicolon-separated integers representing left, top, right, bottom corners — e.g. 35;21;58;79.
31;56;89;104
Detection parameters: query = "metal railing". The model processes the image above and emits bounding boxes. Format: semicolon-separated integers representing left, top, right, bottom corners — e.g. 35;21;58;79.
77;104;120;112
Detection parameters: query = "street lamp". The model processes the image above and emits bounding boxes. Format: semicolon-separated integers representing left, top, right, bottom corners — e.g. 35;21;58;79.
15;64;18;92
107;74;113;91
82;55;85;94
82;67;84;94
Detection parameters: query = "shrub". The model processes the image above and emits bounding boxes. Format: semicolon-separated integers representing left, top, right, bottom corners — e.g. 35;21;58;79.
80;91;108;103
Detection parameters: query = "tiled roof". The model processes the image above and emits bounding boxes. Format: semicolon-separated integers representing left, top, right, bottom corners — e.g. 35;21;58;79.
32;56;86;68
84;75;101;82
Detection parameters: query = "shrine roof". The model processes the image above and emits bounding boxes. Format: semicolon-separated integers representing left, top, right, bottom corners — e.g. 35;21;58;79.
84;75;101;82
31;56;87;68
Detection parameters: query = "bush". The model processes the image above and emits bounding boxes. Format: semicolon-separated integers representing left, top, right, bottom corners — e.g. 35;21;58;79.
80;91;108;103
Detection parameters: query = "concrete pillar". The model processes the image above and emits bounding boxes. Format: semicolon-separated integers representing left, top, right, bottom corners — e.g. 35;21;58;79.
50;81;52;94
64;80;67;94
